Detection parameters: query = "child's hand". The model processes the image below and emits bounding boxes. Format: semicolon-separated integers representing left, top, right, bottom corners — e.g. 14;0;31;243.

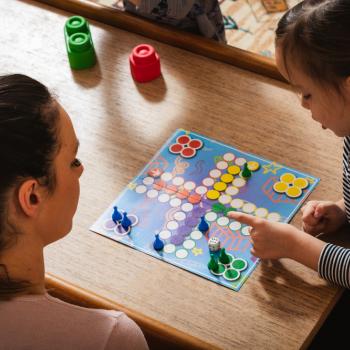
301;200;347;235
228;211;301;259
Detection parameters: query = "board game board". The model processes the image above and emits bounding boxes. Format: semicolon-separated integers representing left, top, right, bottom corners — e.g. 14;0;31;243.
91;129;319;291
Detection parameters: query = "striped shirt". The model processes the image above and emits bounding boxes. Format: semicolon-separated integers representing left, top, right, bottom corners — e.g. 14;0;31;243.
318;136;350;288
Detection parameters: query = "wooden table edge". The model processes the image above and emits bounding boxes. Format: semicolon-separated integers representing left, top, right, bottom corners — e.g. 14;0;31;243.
33;0;284;82
45;273;219;350
301;287;344;350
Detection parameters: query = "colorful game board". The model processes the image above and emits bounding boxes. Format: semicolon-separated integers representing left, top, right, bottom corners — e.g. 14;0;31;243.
91;129;319;291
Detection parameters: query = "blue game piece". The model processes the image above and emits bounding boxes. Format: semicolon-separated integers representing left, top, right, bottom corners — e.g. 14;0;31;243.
121;212;132;230
198;215;209;233
153;234;164;251
112;206;123;223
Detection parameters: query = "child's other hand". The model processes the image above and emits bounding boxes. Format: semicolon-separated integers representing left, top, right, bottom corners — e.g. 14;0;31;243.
228;211;301;260
301;200;347;235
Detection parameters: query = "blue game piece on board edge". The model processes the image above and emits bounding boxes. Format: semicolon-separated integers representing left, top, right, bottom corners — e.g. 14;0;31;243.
112;206;123;223
153;234;164;251
198;215;209;233
121;212;132;230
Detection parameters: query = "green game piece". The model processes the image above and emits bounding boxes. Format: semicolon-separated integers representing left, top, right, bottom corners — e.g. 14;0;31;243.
231;258;248;271
223;268;240;281
64;16;96;70
219;248;231;265
207;255;219;272
212;203;226;213
241;163;252;178
210;263;226;275
224;207;237;216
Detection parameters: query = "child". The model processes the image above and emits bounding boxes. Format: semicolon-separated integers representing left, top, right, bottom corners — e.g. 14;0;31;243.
0;74;149;350
229;0;350;289
123;0;226;43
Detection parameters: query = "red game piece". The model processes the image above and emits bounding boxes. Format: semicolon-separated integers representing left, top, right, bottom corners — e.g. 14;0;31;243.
169;143;183;154
129;44;161;83
176;135;191;145
188;139;203;150
181;147;196;158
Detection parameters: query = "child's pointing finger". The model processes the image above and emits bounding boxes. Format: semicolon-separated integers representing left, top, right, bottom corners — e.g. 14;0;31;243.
227;211;261;227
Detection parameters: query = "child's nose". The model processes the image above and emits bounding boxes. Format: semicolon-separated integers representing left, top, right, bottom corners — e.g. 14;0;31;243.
79;164;84;177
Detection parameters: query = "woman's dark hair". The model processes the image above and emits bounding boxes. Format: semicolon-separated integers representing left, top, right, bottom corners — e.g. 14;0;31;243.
276;0;350;90
0;74;60;299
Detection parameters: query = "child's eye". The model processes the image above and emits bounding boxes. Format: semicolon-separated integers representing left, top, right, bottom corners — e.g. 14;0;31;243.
71;158;82;167
302;94;311;100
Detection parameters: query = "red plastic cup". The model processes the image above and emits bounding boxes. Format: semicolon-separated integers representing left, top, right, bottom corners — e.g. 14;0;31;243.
129;44;161;83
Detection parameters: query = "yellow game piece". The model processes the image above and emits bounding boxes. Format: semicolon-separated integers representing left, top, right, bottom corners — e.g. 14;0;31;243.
293;177;309;189
273;181;288;193
280;173;295;184
207;189;220;200
286;186;302;198
220;173;234;183
247;161;260;171
213;182;227;192
227;165;240;175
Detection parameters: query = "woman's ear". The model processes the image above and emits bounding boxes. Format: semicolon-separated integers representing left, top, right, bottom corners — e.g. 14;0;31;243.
17;180;42;217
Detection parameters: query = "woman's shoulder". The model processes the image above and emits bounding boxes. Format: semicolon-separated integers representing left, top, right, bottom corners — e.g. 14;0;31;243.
42;294;149;349
0;293;148;350
3;292;123;320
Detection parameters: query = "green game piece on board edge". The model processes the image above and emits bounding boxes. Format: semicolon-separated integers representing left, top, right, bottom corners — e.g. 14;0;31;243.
212;203;226;213
219;248;231;264
207;255;219;273
241;163;252;178
224;207;237;216
64;16;96;70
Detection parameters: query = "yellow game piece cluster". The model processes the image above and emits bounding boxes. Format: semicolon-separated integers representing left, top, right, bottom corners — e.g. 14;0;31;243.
273;173;309;198
207;159;261;201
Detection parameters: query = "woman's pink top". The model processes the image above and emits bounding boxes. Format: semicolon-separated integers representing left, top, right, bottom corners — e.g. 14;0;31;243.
0;292;149;350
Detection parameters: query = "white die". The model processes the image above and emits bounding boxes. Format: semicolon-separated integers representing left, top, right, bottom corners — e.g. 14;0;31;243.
208;237;221;252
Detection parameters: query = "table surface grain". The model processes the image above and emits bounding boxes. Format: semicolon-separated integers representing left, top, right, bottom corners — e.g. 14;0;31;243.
2;1;346;349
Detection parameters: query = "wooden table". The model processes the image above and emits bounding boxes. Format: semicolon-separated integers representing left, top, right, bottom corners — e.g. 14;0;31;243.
3;1;346;349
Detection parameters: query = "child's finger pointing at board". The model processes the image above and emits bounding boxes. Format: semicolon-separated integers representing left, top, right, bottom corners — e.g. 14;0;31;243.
227;211;262;228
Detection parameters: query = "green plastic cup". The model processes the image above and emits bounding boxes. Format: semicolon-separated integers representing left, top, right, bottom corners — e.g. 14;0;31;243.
65;16;88;35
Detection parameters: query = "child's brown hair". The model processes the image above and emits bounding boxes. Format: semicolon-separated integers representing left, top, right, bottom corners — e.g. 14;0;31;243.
276;0;350;91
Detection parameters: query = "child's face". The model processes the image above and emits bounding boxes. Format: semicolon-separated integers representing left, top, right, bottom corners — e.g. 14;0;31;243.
40;103;83;245
276;46;350;137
